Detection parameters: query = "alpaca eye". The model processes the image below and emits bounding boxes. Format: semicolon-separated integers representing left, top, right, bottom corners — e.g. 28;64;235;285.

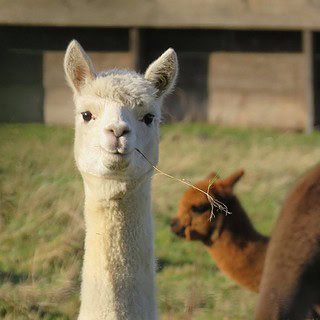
191;204;211;215
142;113;155;126
81;111;92;122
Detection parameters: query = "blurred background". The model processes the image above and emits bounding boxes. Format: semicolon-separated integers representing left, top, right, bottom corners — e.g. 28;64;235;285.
1;0;320;131
1;1;320;319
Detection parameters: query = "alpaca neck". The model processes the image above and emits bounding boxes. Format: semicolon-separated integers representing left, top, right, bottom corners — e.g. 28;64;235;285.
207;197;269;293
78;173;157;320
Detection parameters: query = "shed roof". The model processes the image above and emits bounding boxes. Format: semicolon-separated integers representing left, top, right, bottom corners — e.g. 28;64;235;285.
1;0;320;30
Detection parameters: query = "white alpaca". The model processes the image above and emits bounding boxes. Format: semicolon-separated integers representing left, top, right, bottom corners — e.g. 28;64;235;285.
64;40;178;320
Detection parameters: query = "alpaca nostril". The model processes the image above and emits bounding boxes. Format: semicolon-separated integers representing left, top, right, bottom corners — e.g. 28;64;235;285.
170;219;177;227
122;128;130;136
170;219;186;237
105;123;131;138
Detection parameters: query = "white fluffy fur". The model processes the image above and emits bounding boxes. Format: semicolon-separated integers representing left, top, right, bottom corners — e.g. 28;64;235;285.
64;40;178;320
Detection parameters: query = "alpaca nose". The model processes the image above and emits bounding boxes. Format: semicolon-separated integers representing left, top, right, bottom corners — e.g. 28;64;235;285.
105;122;131;138
170;219;178;228
171;219;186;237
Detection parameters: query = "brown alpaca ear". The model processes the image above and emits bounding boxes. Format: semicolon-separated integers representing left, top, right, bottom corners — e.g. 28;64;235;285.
221;169;245;190
206;172;219;181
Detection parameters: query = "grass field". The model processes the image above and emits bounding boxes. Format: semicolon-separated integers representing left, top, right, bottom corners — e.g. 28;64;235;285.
1;123;320;319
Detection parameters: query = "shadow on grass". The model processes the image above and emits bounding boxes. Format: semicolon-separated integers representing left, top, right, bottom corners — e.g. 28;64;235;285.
0;305;69;320
0;271;70;319
0;271;29;284
31;305;69;320
157;257;189;272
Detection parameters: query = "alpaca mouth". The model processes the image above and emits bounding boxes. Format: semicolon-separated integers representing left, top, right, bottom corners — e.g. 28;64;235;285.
101;149;133;172
101;146;133;159
173;226;186;238
106;152;130;161
170;220;186;238
109;151;129;156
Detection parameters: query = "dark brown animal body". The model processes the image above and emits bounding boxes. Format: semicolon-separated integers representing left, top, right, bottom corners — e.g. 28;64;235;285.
255;164;320;320
171;170;269;293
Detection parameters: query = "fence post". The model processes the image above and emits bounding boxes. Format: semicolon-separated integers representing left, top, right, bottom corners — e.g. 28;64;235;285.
303;30;314;133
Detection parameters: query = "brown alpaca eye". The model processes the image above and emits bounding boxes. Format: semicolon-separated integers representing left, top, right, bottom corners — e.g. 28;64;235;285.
81;111;92;122
191;203;211;214
142;113;155;126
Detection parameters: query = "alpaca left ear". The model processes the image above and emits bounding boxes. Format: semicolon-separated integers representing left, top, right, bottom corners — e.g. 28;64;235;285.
64;40;96;94
145;48;178;97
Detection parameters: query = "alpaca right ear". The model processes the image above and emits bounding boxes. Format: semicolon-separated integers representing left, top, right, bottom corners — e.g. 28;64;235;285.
64;40;96;94
222;169;245;189
144;48;178;98
207;172;219;181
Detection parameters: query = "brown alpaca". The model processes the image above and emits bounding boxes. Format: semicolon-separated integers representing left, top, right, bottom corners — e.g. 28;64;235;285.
254;164;320;320
171;170;269;293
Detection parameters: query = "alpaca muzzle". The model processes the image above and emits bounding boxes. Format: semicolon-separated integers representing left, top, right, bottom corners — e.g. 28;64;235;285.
170;219;186;238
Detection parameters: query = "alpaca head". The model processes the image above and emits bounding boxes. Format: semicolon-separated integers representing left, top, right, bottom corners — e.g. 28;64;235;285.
171;170;244;244
64;40;178;184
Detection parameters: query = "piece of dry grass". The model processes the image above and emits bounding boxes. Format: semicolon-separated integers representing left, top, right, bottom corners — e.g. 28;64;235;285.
135;148;231;218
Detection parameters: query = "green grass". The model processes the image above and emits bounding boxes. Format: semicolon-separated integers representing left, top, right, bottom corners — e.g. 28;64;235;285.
1;123;320;319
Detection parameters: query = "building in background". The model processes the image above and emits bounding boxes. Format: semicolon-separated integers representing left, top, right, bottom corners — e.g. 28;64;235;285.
0;0;319;131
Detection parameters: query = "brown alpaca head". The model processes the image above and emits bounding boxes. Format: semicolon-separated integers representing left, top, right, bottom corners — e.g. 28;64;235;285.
171;170;244;244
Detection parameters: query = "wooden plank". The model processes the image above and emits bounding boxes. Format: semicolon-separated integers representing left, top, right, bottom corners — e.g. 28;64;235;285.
2;0;320;30
0;26;129;51
130;28;144;73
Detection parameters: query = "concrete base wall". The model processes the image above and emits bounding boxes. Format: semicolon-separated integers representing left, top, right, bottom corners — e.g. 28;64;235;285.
208;53;306;130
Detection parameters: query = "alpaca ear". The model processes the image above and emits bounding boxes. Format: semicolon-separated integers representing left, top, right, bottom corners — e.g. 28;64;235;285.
144;48;178;97
221;169;245;189
206;172;219;181
64;40;96;94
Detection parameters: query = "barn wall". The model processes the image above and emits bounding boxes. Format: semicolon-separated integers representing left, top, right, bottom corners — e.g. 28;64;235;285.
208;53;306;130
0;50;43;123
2;0;320;30
0;26;314;131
